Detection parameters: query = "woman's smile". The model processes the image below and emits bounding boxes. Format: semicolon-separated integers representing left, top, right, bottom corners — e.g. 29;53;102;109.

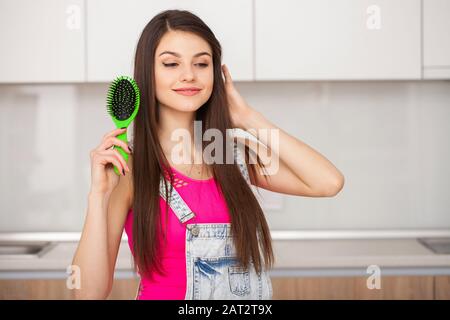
173;89;202;96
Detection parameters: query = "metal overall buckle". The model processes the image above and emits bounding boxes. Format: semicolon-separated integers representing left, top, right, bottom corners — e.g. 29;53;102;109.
186;224;200;236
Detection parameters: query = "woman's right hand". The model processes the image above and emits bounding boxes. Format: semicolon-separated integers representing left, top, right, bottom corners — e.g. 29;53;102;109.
89;128;132;196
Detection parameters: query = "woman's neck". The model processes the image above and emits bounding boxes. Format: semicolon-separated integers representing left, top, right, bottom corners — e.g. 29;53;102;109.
157;104;213;179
158;104;198;165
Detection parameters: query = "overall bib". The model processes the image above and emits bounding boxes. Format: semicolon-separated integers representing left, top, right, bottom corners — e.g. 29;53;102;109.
136;142;273;300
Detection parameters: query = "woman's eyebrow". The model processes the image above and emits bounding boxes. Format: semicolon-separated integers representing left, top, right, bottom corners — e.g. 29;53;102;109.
158;51;211;58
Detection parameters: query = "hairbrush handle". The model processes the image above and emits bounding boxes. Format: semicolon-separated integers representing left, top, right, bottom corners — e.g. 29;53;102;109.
113;131;129;176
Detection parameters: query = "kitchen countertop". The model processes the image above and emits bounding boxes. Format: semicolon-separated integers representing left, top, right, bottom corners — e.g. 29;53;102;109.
1;236;450;279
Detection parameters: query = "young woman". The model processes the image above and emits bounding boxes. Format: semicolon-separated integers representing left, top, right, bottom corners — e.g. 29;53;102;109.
72;9;344;300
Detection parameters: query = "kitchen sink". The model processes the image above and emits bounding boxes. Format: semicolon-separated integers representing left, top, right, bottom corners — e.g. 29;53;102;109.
0;241;56;259
418;238;450;254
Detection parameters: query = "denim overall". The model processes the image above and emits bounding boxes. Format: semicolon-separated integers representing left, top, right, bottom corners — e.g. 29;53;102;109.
136;142;273;300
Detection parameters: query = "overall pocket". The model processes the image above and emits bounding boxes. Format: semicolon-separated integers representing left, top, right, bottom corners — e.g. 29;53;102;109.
228;265;251;296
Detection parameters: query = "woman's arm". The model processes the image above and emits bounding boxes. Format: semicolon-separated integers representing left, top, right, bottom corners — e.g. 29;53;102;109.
71;192;112;299
222;64;344;197
71;171;132;299
239;109;345;197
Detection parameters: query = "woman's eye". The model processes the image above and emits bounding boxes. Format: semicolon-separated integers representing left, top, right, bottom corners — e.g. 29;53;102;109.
162;63;209;68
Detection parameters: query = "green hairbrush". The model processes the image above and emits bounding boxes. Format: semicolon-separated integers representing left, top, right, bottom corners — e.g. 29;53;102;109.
106;75;140;175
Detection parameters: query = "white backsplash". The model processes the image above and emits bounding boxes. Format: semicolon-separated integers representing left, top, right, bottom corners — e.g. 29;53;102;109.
0;80;449;232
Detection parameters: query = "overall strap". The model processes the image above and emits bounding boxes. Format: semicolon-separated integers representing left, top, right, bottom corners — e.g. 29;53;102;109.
159;176;196;223
159;141;251;224
233;140;251;185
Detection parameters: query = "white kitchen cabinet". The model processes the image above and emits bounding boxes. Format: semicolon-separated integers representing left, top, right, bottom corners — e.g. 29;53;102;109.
255;0;421;80
0;0;85;83
423;0;450;79
87;0;253;82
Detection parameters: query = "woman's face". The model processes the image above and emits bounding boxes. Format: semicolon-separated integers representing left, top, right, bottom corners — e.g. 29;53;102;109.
154;30;214;113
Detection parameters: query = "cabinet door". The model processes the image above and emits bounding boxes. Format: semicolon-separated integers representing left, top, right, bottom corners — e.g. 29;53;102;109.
423;0;450;79
271;276;434;300
0;278;140;299
435;276;450;300
0;0;85;83
87;0;253;82
255;0;421;80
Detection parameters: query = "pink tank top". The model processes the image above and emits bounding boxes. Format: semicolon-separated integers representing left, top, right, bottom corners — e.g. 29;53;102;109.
123;166;231;300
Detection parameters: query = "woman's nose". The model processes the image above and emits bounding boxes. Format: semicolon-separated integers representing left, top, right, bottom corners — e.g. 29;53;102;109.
180;66;195;81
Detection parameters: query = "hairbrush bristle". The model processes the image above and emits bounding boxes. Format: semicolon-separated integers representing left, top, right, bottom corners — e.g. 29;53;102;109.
106;76;139;121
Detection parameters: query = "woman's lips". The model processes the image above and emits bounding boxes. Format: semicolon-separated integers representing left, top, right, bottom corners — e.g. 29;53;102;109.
173;89;201;96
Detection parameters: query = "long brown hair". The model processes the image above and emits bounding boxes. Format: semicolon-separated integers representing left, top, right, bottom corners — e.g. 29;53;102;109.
131;9;274;280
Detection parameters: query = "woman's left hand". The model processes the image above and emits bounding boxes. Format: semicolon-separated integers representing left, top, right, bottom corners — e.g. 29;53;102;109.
222;64;254;129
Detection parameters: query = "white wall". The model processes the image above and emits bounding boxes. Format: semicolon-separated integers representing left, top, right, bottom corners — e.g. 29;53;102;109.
0;80;449;232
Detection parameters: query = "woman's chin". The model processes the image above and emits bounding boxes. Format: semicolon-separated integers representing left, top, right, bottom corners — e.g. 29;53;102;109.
159;97;206;113
173;102;204;113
